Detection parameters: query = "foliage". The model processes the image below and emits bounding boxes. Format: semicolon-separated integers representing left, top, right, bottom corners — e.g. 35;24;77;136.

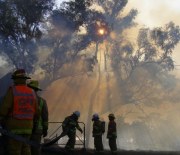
95;0;138;33
41;0;108;80
112;22;180;79
91;1;180;107
40;0;138;80
110;22;180;106
0;0;180;109
0;0;54;73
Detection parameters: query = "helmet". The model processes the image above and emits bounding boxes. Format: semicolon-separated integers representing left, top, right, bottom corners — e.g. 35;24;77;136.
73;111;80;117
92;113;99;119
108;113;115;118
27;80;42;91
11;69;31;79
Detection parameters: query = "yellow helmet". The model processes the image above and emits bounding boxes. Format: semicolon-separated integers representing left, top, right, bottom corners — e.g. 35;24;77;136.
27;80;42;91
108;113;115;118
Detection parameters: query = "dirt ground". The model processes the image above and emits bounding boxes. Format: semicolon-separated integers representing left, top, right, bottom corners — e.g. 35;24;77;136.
42;147;180;155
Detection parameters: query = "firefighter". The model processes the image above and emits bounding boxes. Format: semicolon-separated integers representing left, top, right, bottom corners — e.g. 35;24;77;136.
92;113;104;152
62;111;83;151
0;69;39;155
107;113;117;153
27;80;48;155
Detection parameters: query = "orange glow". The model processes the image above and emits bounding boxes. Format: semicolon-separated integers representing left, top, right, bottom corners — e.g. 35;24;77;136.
98;28;105;35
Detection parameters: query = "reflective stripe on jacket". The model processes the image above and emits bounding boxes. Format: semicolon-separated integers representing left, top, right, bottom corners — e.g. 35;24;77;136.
11;86;36;120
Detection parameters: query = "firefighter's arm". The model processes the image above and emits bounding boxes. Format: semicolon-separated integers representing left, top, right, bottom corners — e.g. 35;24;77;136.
35;99;40;117
42;99;48;137
33;99;40;131
0;88;13;122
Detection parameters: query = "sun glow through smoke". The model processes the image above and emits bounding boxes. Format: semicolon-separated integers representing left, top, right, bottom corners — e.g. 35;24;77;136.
98;28;105;35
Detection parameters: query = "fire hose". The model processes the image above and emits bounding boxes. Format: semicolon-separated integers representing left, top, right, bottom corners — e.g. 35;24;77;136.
0;126;67;148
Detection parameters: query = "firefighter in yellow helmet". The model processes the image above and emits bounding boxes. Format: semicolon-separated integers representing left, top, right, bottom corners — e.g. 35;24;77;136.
107;113;117;153
0;69;39;155
27;80;49;155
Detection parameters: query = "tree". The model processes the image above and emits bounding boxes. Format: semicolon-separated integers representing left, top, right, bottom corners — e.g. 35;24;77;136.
90;0;138;69
0;0;54;73
109;22;180;106
90;0;180;108
37;0;180;148
95;0;137;33
41;0;108;81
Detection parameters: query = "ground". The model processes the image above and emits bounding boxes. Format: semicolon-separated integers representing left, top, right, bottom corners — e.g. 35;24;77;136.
1;144;180;155
42;146;180;155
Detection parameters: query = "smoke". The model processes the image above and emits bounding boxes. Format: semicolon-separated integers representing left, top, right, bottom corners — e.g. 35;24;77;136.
38;0;180;151
126;0;180;28
41;40;180;150
1;0;180;151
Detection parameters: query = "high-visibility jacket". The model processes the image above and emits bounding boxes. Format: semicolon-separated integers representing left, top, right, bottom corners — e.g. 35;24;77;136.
0;83;39;134
10;85;36;120
107;120;117;139
33;96;48;134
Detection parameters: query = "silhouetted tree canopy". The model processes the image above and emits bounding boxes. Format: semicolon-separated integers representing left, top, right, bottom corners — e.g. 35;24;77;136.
0;0;180;100
0;0;54;73
41;0;108;80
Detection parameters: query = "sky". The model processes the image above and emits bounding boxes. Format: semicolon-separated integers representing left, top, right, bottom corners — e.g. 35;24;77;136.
127;0;180;28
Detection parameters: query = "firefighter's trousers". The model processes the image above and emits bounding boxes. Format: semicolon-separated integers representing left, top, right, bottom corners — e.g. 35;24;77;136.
108;137;117;152
94;135;103;151
65;133;76;150
7;134;31;155
31;133;42;155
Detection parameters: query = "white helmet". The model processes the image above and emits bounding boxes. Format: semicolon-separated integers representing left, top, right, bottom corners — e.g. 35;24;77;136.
92;113;99;119
73;111;80;117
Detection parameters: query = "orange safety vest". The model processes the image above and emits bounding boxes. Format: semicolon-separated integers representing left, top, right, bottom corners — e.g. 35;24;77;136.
10;85;36;120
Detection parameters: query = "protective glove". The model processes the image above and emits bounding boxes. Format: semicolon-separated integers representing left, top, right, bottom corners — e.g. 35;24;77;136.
43;130;47;137
0;121;3;129
79;128;83;134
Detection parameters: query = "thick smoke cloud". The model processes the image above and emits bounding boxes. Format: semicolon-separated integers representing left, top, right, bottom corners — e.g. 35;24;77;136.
1;0;180;151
